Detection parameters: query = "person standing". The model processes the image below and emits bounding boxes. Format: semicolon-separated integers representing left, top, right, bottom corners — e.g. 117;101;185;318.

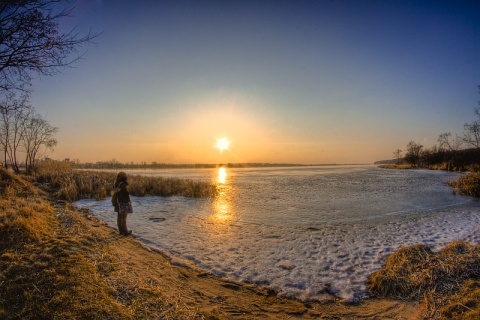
112;172;133;235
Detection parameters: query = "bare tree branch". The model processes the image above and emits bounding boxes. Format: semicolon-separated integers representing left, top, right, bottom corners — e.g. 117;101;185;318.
0;91;32;171
0;0;99;92
22;112;58;170
461;106;480;149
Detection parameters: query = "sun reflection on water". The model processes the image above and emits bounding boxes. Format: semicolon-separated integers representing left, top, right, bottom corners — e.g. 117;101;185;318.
213;167;232;222
217;167;227;184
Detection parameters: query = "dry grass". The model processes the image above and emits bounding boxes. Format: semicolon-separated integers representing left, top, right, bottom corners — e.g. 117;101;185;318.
0;167;209;319
33;160;217;201
127;174;216;198
448;172;480;197
440;279;480;319
0;168;127;319
367;242;480;318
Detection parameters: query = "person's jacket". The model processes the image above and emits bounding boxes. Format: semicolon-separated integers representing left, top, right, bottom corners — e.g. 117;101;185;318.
112;182;130;213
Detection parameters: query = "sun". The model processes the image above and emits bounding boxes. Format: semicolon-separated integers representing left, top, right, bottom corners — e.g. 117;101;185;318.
215;137;230;152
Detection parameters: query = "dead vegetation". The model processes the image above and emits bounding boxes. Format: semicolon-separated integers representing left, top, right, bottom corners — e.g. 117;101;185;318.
367;242;480;318
377;163;416;170
33;160;217;201
0;168;208;319
448;172;480;197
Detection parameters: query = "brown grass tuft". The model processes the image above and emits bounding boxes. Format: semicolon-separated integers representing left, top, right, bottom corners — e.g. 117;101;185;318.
448;172;480;197
0;168;38;197
367;244;433;299
367;241;480;317
440;279;480;319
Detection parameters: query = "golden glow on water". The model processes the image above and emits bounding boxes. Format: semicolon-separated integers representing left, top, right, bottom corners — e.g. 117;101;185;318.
214;198;230;221
217;167;227;184
213;167;232;222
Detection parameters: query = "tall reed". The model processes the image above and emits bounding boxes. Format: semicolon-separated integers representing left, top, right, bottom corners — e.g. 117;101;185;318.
33;161;217;201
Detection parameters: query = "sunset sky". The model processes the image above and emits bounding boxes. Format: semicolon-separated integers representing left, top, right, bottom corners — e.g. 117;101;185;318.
31;0;480;164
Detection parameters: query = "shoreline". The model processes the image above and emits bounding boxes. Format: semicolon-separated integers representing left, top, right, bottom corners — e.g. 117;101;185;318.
76;165;479;305
71;204;424;319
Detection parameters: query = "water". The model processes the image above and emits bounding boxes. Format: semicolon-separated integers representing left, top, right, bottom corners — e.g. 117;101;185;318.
75;165;480;302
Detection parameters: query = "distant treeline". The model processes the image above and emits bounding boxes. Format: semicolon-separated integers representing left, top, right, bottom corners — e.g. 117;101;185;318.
381;100;480;172
377;147;479;172
421;148;480;171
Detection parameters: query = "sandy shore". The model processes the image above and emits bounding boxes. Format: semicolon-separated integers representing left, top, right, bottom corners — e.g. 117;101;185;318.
68;204;424;319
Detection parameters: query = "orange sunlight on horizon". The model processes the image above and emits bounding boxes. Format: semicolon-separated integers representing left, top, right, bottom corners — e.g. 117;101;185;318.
167;92;278;164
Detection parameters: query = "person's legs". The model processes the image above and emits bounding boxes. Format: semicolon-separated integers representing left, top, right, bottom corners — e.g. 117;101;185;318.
117;213;123;235
119;213;131;235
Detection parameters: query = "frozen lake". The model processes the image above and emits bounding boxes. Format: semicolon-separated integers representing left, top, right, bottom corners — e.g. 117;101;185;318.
75;165;480;302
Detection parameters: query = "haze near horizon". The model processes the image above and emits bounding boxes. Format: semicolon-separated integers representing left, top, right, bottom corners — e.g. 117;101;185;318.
31;0;480;164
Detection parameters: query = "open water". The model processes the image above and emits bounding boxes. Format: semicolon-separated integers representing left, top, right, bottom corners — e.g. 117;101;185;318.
75;165;480;302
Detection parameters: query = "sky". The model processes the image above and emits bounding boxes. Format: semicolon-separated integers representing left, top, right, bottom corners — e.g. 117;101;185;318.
31;0;480;164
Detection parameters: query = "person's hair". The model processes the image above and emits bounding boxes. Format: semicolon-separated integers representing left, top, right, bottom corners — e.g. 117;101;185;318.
114;171;128;188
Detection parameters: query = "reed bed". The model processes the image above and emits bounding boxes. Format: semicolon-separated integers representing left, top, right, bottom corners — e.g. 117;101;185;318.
33;161;217;201
367;241;480;318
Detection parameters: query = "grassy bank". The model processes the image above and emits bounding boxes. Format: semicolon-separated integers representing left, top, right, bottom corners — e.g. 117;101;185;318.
0;168;208;319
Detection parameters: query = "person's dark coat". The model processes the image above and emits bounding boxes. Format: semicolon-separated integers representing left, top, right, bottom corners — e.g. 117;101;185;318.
112;182;130;213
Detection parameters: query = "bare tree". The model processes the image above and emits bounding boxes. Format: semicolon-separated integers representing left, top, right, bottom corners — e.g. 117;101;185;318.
0;0;99;92
461;107;480;149
22;112;58;171
404;141;423;167
393;149;402;164
437;132;463;151
0;92;31;171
